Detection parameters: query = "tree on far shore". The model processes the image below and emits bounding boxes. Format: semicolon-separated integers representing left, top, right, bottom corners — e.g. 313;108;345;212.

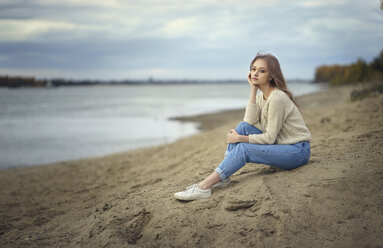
314;50;383;85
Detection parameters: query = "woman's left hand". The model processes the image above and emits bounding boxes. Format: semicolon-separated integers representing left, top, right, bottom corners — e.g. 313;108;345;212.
226;129;240;144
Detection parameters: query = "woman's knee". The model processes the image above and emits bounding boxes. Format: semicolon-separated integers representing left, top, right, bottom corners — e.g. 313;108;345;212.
236;121;249;129
235;121;251;135
235;121;262;135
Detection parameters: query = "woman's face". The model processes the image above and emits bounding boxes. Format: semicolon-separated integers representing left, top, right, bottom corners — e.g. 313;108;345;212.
250;58;271;87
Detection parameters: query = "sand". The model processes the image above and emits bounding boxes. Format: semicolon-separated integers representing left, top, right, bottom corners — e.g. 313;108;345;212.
1;84;383;248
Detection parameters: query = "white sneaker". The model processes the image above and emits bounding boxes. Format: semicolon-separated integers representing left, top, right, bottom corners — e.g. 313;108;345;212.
212;178;231;189
174;184;211;201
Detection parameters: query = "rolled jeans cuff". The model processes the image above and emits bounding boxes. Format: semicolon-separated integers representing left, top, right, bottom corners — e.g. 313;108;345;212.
214;167;227;181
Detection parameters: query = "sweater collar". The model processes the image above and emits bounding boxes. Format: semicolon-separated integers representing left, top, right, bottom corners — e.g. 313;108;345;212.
262;87;278;101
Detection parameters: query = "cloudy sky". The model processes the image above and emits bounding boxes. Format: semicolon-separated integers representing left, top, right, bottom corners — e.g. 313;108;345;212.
0;0;382;80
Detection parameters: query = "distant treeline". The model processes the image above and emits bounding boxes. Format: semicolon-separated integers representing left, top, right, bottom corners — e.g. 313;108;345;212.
0;76;143;88
315;50;383;84
0;76;247;88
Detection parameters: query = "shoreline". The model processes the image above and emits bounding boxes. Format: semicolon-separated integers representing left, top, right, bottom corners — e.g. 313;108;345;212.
1;84;382;247
0;107;245;170
2;84;327;170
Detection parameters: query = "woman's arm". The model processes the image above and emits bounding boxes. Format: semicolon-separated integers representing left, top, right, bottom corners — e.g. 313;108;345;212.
247;72;258;103
243;73;261;125
226;74;261;144
248;95;286;144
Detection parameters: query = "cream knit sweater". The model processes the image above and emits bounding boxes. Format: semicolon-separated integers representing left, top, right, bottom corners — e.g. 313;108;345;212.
243;88;312;145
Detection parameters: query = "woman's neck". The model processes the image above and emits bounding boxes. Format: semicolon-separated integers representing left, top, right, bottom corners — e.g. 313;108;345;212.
260;84;275;100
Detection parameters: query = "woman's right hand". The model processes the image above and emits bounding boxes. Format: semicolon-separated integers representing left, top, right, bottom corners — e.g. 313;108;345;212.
247;73;259;90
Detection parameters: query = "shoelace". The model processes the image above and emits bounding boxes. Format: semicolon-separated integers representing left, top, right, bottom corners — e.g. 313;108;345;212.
184;184;197;195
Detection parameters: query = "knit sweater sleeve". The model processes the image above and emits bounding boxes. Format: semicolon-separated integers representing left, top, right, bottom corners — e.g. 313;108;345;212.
248;96;285;144
243;103;261;125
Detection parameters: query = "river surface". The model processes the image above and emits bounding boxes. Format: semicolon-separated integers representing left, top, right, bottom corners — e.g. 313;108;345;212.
0;82;325;168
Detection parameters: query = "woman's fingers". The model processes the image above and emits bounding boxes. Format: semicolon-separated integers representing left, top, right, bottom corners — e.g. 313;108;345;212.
227;129;237;144
247;73;252;84
227;129;236;135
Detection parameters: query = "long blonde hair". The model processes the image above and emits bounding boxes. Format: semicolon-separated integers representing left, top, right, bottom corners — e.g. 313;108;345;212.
249;52;299;108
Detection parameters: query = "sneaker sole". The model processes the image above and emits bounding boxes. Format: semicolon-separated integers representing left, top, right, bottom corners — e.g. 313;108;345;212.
174;193;211;201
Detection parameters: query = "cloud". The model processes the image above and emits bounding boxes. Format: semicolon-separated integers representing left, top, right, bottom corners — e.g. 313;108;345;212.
0;0;382;80
0;19;76;41
299;0;345;7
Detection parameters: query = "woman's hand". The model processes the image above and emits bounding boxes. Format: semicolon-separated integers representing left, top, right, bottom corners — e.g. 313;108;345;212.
227;129;249;143
247;73;259;90
227;129;240;144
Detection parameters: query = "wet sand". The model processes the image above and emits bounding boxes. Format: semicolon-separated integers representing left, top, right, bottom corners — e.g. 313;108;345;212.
1;84;383;247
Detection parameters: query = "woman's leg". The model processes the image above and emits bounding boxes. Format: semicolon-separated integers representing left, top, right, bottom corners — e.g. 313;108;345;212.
216;141;311;181
175;122;265;199
225;121;262;155
198;171;220;190
199;122;264;189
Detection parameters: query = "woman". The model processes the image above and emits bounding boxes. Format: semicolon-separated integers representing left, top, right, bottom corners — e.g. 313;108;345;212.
174;52;312;201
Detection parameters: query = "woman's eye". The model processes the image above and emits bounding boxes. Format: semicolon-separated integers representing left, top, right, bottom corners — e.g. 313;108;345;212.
260;70;265;73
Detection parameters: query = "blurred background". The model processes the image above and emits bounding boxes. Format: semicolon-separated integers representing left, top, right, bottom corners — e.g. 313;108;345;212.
0;0;382;168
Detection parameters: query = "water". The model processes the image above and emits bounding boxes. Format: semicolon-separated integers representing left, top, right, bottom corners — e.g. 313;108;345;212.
0;82;325;169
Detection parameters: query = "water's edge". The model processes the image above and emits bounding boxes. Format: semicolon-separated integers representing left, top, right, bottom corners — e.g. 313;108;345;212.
0;83;327;169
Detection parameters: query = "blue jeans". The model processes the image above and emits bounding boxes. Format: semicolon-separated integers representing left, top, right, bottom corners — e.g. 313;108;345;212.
214;122;311;180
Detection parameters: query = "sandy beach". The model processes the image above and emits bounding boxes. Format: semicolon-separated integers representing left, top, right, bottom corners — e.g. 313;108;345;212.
1;84;383;247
